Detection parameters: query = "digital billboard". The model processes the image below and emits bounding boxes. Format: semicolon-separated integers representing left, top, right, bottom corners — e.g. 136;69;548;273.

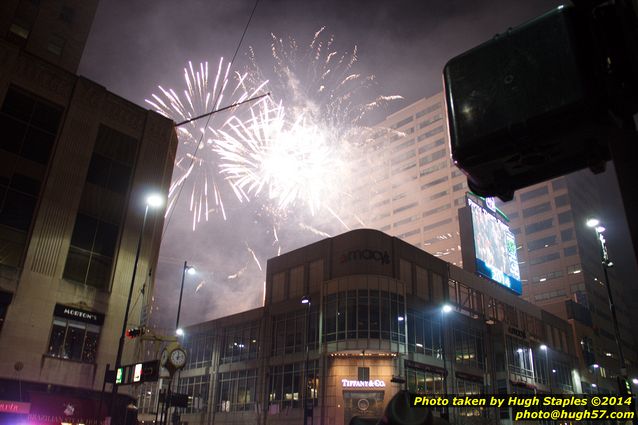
467;197;522;294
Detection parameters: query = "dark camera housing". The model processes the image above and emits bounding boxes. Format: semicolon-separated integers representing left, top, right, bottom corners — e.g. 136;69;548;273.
443;5;620;201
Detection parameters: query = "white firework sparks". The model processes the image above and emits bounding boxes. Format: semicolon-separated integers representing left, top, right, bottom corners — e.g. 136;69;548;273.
212;28;402;220
213;97;343;214
145;59;268;230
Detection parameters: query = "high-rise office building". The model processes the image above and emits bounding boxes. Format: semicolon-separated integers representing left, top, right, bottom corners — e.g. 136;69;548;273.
0;1;178;423
348;92;636;392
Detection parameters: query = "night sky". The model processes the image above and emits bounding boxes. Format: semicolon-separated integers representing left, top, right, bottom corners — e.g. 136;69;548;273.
76;0;638;330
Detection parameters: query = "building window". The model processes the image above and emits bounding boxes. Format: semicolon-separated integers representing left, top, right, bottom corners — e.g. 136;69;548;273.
406;310;442;357
47;315;101;363
567;264;582;275
393;202;418;214
552;178;566;191
417;137;445;152
527;235;557;251
560;228;574;242
217;369;257;412
419;149;446;167
420;175;448;190
323;290;405;343
452;182;467;192
272;308;318;356
406;364;445;409
177;375;210;414
525;218;554;235
419;160;446;177
558;210;573;224
415;103;441;119
393;116;414;129
529;252;560;265
7;23;30;45
453;327;485;370
554;193;569;208
429;190;448;201
422;203;451;217
63;125;138;289
0;291;12;334
221;321;260;363
182;331;214;369
522;202;551;218
268;361;318;410
358;367;370;381
0;87;63;268
456;378;485;416
391;138;415;153
564;245;578;256
419;114;443;129
519;186;549;202
422;218;452;233
47;34;66;56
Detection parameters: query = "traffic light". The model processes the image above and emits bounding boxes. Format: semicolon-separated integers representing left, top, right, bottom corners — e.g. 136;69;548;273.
126;327;145;338
617;376;633;396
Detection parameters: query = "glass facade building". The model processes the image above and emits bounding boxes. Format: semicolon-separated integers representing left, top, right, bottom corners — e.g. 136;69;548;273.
142;229;581;425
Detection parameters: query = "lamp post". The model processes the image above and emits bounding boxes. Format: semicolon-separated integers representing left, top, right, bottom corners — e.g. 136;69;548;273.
441;304;452;420
586;218;630;393
176;261;196;332
301;295;312;425
593;363;600;393
540;345;552;393
110;194;163;417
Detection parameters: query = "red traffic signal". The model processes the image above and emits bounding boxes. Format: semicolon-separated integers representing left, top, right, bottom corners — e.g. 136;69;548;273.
126;327;144;338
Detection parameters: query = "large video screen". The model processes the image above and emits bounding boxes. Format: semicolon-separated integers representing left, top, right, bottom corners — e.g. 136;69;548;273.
468;198;522;295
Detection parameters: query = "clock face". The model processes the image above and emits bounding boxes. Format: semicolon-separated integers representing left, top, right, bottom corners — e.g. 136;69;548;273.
160;349;168;366
170;348;186;368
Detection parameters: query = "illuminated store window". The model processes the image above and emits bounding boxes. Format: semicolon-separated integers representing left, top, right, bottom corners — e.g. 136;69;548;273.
453;327;485;370
268;361;319;409
177;375;210;414
217;369;257;412
46;305;103;363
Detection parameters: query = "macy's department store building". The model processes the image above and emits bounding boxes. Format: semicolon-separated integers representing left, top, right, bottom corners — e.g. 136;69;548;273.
138;229;582;425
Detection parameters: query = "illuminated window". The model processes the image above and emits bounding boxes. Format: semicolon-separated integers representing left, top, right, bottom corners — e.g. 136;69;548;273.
268;361;318;409
47;308;102;363
217;369;257;412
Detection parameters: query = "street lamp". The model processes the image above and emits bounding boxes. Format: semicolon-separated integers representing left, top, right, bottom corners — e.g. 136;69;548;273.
300;296;312;425
587;218;629;394
540;345;552;393
111;194;164;414
176;261;196;331
440;304;452;420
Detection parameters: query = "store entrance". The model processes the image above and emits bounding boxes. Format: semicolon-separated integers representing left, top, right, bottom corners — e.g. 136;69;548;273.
343;390;384;425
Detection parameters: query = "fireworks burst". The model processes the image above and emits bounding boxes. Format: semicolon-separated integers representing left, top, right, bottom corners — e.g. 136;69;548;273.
212;28;402;221
145;59;268;230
